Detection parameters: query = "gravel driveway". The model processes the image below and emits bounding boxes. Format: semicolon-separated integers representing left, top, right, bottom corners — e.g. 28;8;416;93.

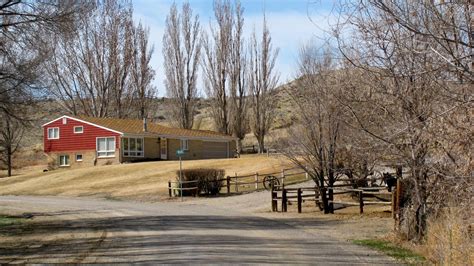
0;188;398;264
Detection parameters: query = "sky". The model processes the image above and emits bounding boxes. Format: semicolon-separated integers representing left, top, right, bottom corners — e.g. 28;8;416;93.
133;0;335;96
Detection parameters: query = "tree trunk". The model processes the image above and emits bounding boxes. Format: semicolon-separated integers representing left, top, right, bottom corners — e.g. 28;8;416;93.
257;135;265;153
328;167;335;213
7;145;12;177
236;138;243;154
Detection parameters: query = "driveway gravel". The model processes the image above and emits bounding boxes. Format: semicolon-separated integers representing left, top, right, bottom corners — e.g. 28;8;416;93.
0;186;398;264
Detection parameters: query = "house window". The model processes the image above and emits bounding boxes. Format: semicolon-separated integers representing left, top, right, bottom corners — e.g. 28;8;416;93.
76;154;83;161
122;137;144;157
47;127;59;139
74;126;83;134
59;155;70;166
181;139;189;151
97;137;115;158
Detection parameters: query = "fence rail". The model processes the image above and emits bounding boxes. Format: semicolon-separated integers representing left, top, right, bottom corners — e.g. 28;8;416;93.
168;166;310;196
271;166;405;221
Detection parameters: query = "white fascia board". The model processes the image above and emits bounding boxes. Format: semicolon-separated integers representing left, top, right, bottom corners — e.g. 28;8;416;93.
42;115;124;135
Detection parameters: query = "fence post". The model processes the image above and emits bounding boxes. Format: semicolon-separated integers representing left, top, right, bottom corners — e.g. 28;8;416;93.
391;186;396;219
255;172;259;190
282;188;287;212
235;172;238;193
359;190;364;214
226;176;230;194
297;188;302;213
281;169;285;186
321;187;329;214
395;178;402;230
168;181;172;197
271;187;278;212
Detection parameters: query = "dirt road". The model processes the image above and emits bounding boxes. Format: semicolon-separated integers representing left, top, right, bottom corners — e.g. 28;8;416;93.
0;190;398;264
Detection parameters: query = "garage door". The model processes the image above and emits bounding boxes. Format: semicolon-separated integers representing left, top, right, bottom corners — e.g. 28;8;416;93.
202;141;228;159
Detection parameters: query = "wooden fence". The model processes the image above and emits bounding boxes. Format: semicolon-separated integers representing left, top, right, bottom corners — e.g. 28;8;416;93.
168;167;309;197
271;173;404;218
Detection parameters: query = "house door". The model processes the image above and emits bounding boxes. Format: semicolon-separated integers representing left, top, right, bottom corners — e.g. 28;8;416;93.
160;137;167;160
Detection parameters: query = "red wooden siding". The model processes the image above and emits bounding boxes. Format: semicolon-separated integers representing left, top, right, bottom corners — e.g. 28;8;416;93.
43;117;121;153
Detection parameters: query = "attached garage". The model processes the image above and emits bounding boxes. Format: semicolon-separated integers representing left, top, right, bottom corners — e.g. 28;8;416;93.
202;141;229;159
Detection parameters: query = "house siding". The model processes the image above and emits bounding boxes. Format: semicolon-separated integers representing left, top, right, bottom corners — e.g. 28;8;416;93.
167;139;236;160
43;117;120;153
47;149;120;168
43;116;237;168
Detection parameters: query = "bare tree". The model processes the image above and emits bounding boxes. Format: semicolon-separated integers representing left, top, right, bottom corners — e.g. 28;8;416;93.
47;0;155;119
163;2;201;129
0;111;24;177
132;23;155;119
201;0;234;134
0;1;81;176
329;0;473;240
229;1;248;153
278;45;351;213
248;16;279;153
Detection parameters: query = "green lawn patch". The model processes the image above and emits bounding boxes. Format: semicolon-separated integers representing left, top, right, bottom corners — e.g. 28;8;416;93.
0;215;28;227
353;239;425;265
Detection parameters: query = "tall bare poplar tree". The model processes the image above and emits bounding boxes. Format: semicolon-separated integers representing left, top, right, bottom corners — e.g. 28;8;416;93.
163;2;201;129
229;1;248;153
202;0;234;134
132;23;155;119
249;16;279;153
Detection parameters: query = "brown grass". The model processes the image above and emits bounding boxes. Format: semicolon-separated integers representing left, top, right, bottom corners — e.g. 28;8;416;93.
424;207;474;265
0;154;292;201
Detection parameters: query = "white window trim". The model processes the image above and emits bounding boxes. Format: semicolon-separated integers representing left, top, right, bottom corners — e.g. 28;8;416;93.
59;155;70;167
73;126;84;134
47;127;60;140
76;154;83;162
181;139;189;151
122;137;145;158
96;136;116;158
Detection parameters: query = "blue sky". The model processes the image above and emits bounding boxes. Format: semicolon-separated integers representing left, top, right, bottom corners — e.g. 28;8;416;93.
133;0;335;96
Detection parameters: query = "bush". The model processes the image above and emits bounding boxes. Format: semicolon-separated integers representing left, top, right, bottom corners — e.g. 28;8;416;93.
176;168;225;196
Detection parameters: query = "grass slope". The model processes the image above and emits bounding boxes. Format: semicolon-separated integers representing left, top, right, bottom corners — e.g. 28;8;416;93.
0;155;291;201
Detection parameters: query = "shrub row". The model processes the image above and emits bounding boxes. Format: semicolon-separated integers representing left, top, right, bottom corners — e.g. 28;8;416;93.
176;168;225;196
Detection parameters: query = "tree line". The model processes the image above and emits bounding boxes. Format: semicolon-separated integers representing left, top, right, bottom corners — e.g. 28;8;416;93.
280;0;472;247
0;0;156;177
0;0;280;176
163;0;279;153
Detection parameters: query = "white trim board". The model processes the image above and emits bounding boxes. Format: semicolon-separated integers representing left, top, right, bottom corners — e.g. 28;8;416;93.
42;115;123;135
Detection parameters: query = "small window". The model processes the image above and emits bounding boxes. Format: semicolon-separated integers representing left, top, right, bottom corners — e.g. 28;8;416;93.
76;154;83;162
74;126;83;134
59;155;70;166
47;127;59;139
181;139;189;151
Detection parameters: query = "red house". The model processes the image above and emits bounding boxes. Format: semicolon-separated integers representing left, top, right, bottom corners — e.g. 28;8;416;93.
43;116;237;168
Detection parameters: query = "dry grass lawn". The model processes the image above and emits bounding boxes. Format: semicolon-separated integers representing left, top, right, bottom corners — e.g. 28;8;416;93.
0;154;292;201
